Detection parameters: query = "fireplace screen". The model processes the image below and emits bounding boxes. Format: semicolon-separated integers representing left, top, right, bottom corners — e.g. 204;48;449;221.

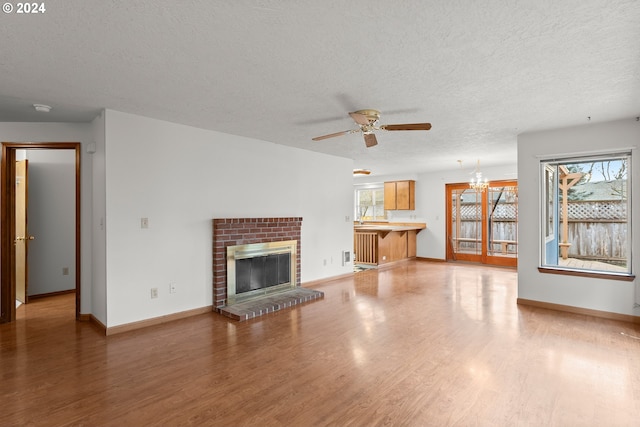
226;240;297;304
235;253;290;293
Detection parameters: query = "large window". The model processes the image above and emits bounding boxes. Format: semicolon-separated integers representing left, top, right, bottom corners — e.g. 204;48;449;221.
354;184;386;222
540;152;632;277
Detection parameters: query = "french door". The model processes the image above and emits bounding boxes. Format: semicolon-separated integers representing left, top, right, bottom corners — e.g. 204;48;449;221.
446;180;518;267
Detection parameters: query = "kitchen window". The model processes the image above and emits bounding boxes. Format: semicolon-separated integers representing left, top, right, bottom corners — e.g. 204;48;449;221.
354;184;386;222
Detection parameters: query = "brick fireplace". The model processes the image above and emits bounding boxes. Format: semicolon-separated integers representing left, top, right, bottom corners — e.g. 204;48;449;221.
212;217;302;310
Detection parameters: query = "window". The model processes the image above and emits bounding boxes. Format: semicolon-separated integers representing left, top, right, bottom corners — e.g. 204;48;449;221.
540;152;631;277
354;184;386;221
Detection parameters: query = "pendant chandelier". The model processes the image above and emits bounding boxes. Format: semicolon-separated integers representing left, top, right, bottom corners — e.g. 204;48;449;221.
469;160;489;192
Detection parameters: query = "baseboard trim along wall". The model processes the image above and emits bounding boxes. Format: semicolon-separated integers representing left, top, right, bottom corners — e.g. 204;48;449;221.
416;257;447;263
29;289;76;300
84;306;213;336
303;272;354;288
517;298;640;324
78;313;107;334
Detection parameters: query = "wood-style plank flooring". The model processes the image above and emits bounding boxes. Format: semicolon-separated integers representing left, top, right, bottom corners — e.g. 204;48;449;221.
1;261;639;426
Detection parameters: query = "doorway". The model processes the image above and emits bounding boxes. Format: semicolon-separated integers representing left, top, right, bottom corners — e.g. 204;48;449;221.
0;142;81;323
446;180;518;267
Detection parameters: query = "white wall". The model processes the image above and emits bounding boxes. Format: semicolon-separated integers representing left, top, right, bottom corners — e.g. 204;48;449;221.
26;149;76;296
518;118;640;315
104;110;353;327
0;123;94;314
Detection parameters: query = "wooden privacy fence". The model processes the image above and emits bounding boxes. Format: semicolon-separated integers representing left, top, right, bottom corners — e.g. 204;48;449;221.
452;222;518;254
453;202;518;254
561;200;627;262
563;200;626;220
565;222;626;261
453;199;626;261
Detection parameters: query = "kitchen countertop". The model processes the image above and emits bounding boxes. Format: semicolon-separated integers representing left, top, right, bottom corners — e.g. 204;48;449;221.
354;223;426;232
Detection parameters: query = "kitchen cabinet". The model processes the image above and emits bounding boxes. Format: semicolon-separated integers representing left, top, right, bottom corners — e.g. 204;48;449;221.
384;180;415;210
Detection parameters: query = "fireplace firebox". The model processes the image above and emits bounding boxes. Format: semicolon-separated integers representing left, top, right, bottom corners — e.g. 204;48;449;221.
226;240;297;305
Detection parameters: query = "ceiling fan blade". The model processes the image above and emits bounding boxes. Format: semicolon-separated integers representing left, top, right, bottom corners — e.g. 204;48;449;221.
349;112;371;126
312;130;351;141
382;123;432;131
364;133;378;148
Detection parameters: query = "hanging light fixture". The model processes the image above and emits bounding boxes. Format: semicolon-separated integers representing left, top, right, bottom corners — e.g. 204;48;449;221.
353;169;371;175
469;160;489;192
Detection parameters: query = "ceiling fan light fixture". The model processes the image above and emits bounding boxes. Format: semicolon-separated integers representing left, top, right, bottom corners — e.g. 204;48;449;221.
33;103;52;113
353;169;371;175
312;108;431;148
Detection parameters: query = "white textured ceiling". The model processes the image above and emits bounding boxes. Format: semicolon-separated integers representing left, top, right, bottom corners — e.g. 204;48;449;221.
1;0;639;176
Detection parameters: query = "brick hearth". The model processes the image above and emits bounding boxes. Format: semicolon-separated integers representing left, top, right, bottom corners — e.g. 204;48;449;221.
218;287;323;321
212;217;303;310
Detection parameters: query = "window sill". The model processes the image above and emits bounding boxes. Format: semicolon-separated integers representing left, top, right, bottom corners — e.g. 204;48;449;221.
538;267;635;282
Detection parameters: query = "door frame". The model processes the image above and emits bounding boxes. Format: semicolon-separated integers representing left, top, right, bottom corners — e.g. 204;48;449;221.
0;142;81;323
446;180;518;267
15;159;30;304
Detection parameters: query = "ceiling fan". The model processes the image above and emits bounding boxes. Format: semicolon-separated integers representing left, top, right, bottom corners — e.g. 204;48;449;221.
311;109;431;148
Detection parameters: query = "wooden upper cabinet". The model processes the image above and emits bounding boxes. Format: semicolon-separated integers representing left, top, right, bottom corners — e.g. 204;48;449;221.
384;182;397;210
384;180;415;210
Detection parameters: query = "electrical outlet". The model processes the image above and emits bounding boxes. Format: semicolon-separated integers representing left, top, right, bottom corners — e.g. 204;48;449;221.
62;267;69;276
169;283;177;294
150;287;158;299
141;217;149;229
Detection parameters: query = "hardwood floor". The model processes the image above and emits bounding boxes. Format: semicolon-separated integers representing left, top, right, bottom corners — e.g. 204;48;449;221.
1;261;639;426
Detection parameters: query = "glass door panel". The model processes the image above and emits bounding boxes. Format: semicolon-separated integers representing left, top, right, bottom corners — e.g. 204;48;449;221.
486;184;518;266
449;187;483;262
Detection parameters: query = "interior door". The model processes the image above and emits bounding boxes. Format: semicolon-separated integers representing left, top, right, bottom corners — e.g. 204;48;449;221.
446;180;518;267
15;159;32;303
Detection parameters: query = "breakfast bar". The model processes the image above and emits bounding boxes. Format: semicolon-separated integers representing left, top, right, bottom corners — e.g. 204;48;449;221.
354;222;426;266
